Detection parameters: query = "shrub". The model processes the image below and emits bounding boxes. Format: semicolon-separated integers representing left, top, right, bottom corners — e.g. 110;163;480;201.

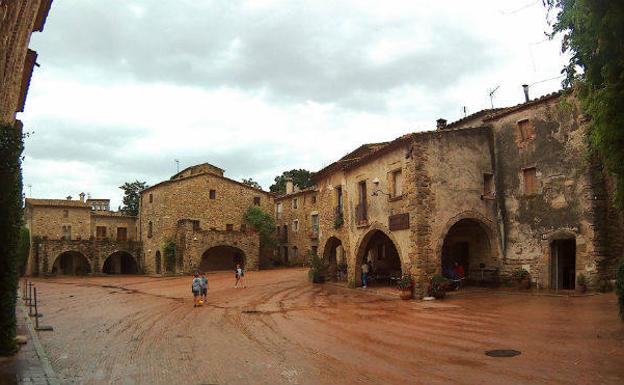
616;258;624;321
427;275;450;299
307;252;328;283
576;273;587;287
16;227;30;276
243;206;276;248
511;268;530;281
397;273;413;290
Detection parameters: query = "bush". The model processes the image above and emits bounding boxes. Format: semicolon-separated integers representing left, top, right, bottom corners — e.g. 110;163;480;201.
511;268;530;281
427;275;450;299
616;259;624;321
307;252;328;283
576;273;587;287
16;227;29;276
397;273;413;290
244;206;276;248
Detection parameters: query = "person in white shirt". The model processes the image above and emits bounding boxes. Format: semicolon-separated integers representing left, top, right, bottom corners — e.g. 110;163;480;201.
361;262;369;288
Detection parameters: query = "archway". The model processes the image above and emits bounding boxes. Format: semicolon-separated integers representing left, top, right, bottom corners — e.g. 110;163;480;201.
200;246;245;272
356;230;402;287
155;251;162;274
323;237;343;281
102;251;139;274
440;218;494;284
51;251;91;275
550;237;576;290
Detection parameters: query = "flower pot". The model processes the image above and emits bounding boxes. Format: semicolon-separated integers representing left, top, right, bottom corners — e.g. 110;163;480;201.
399;288;413;300
517;278;531;290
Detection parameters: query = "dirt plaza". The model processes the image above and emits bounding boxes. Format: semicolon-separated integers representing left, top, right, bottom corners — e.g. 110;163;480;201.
27;268;624;385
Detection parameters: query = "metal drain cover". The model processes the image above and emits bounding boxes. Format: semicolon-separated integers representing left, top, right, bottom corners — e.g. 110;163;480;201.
485;349;521;357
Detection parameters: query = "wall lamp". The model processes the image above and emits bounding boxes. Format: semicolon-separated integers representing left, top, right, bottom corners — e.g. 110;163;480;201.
370;177;391;197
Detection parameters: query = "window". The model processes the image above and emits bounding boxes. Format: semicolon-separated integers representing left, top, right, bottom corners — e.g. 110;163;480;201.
523;167;537;195
336;186;343;214
96;226;107;240
292;246;298;260
209;189;216;199
63;209;68;218
61;225;71;240
516;119;535;143
226;224;234;231
117;227;127;241
311;214;319;234
147;221;153;238
149;193;153;203
253;196;261;206
293;219;299;232
483;173;494;197
392;169;403;197
276;203;283;219
292;198;298;209
311;195;317;204
357;181;367;223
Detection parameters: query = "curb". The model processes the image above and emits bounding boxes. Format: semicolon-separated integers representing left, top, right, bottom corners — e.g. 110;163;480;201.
18;296;61;385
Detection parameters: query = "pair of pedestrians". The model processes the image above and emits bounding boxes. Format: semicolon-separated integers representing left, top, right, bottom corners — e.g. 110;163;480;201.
191;272;208;307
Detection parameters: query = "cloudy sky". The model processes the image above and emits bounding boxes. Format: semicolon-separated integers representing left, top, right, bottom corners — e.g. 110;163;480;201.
21;0;567;208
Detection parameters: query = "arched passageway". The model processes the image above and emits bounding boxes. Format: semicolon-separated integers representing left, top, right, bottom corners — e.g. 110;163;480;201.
441;218;494;284
323;237;344;281
51;251;91;275
200;246;245;272
356;230;402;287
102;251;139;274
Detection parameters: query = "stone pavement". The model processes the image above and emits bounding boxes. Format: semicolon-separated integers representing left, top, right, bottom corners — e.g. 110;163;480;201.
0;296;59;385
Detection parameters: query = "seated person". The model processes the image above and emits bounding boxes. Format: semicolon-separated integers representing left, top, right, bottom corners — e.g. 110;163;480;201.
452;262;465;280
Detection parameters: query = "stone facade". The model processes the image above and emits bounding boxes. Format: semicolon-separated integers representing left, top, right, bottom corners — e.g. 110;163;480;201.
140;163;273;274
24;197;139;275
0;0;52;125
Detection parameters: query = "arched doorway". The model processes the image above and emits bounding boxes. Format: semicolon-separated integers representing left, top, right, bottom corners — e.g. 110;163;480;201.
323;237;343;281
102;251;139;274
200;246;245;272
356;230;402;287
550;237;576;290
51;251;91;275
155;251;162;274
440;218;493;284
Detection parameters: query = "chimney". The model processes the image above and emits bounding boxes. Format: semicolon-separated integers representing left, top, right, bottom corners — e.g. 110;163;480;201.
285;177;294;194
79;192;85;202
436;118;447;130
522;84;530;103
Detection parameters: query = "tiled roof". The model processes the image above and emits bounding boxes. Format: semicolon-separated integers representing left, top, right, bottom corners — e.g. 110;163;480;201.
25;198;90;208
484;91;563;120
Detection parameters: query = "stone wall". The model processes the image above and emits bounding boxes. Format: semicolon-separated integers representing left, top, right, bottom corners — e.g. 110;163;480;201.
140;171;273;274
274;189;319;266
25;204;92;241
91;214;138;241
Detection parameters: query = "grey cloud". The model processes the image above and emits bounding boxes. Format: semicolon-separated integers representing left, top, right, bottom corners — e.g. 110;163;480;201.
33;0;503;110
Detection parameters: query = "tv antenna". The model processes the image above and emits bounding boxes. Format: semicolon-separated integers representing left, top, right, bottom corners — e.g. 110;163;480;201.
174;159;180;173
489;85;500;109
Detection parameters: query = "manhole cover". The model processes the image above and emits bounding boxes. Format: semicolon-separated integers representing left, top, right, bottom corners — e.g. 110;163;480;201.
485;349;521;357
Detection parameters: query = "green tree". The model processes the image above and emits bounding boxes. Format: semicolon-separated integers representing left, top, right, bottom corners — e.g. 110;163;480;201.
269;169;313;194
16;227;30;276
243;206;276;248
241;178;262;190
545;0;624;211
0;124;23;356
119;180;148;216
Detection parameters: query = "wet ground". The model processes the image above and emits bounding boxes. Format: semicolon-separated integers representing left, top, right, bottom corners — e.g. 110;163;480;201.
28;268;624;385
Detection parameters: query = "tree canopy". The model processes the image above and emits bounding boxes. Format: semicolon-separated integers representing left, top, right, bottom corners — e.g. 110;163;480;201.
545;0;624;211
269;169;313;194
243;206;276;248
241;178;262;190
119;180;148;216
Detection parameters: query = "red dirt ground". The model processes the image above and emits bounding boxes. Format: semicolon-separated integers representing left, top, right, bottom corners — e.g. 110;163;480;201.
27;268;624;385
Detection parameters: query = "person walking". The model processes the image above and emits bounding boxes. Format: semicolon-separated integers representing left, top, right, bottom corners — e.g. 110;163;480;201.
191;272;202;307
361;261;369;289
200;272;208;303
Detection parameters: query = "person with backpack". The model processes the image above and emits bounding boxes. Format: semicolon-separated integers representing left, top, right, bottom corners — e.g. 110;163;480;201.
200;272;208;303
191;272;202;307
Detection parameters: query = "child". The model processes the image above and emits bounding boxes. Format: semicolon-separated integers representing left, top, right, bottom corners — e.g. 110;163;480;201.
191;272;202;307
200;272;208;303
234;264;246;288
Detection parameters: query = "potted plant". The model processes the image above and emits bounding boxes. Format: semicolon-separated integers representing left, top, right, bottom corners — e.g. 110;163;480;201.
576;273;588;294
427;275;450;299
397;273;413;300
308;252;328;284
511;268;531;289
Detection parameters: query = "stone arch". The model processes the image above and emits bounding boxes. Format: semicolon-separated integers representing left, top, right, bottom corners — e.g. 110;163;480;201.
51;250;92;275
102;250;139;274
199;245;246;272
322;236;344;280
437;212;498;283
354;222;404;287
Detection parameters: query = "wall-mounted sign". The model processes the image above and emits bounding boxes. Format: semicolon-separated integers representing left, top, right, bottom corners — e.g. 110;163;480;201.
389;213;409;231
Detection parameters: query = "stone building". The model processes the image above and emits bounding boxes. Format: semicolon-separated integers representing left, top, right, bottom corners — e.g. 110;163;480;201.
273;178;319;266
24;195;140;275
139;163;273;274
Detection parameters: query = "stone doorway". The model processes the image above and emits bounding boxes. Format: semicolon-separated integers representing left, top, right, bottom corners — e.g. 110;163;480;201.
102;251;139;274
356;230;401;287
440;218;494;284
51;251;91;275
200;246;245;272
550;238;576;290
